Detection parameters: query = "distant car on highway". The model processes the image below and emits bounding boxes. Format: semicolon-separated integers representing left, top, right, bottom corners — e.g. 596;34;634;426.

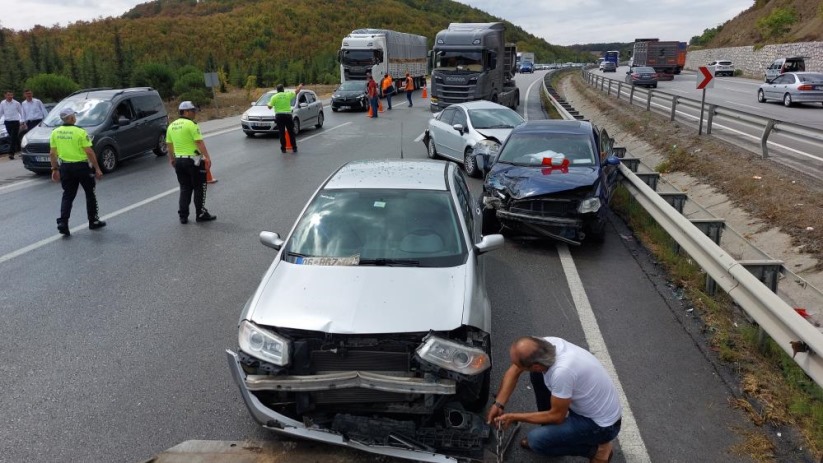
476;120;621;244
330;80;369;112
241;89;324;137
708;60;735;77
625;66;658;88
764;56;805;82
423;100;524;178
226;159;504;461
757;72;823;107
601;61;617;73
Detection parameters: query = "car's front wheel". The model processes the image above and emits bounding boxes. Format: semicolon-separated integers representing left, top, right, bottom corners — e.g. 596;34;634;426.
783;93;793;107
98;145;117;173
315;112;324;129
463;147;479;178
153;133;167;156
426;137;438;159
331;107;338;112
293;118;301;134
757;90;766;103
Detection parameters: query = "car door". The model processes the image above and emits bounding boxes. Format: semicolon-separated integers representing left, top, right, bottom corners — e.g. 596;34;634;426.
767;75;789;99
442;107;470;161
131;95;163;153
450;168;489;324
304;92;320;126
432;108;456;158
598;127;619;201
111;99;140;157
293;91;311;128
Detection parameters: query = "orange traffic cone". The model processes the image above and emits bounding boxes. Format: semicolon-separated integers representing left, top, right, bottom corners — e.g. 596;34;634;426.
206;165;218;184
378;98;384;112
422;86;428;99
366;105;373;117
283;130;294;152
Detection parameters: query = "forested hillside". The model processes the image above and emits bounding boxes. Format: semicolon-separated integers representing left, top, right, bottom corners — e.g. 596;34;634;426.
691;0;822;47
0;0;590;101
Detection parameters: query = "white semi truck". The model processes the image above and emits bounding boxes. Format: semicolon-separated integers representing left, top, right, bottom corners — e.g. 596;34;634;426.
338;29;428;89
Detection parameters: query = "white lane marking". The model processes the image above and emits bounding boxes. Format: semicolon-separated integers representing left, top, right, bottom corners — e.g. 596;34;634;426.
0;179;36;192
725;102;762;111
557;244;651;463
296;122;352;142
0;122;355;265
0;187;178;265
523;77;543;121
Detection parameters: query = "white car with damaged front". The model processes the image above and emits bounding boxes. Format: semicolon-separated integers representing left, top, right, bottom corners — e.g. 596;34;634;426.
226;159;504;462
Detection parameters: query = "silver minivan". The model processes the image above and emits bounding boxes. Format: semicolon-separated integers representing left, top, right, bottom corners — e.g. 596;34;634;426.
765;57;805;82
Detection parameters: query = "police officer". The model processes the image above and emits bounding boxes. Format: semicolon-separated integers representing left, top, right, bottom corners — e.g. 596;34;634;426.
267;83;303;153
166;101;216;224
48;107;106;236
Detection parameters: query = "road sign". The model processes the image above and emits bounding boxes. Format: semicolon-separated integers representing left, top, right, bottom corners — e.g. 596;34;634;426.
696;66;714;89
204;72;219;88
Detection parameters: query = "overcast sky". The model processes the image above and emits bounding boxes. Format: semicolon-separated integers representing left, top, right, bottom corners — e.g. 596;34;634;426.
6;0;753;46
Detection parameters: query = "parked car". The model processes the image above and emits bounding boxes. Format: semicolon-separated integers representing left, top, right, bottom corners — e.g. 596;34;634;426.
757;72;823;107
423;100;525;178
601;61;617;72
241;89;324;137
475;120;621;244
765;57;805;82
21;87;168;174
625;66;658;88
519;62;534;73
330;80;369;112
226;159;504;461
0;116;10;154
708;60;735;77
598;59;606;71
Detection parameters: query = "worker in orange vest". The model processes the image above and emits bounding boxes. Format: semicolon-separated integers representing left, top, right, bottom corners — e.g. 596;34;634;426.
381;73;394;110
403;72;414;107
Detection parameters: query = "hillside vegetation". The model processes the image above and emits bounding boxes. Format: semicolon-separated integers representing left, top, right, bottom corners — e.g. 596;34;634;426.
0;0;590;101
692;0;823;48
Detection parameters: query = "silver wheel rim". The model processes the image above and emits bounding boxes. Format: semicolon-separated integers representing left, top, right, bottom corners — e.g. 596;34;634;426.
428;140;436;158
758;90;764;102
464;149;475;174
318;113;323;127
784;94;791;106
102;148;115;171
294;119;300;133
158;134;168;154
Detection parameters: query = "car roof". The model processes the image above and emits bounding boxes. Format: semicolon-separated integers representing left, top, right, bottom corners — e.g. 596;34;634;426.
263;89;314;96
325;160;449;191
448;100;511;111
510;119;593;135
66;87;157;100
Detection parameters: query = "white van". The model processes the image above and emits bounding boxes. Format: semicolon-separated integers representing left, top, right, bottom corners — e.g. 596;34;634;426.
765;57;805;82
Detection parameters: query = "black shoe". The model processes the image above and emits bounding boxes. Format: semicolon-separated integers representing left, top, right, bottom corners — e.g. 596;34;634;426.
196;212;216;222
292;148;298;153
56;219;70;236
281;149;286;153
89;220;106;230
180;217;188;224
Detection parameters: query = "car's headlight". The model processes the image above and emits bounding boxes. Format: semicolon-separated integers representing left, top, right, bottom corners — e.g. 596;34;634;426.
20;134;28;149
238;320;290;366
416;334;490;376
474;139;501;156
578;197;601;214
241;112;249;122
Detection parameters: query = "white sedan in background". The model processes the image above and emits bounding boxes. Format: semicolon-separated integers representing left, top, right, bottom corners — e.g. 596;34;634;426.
423;101;525;178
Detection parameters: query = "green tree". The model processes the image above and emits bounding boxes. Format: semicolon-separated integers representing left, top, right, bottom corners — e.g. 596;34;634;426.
113;29;131;87
24;73;80;102
757;7;797;40
173;72;211;105
131;62;176;98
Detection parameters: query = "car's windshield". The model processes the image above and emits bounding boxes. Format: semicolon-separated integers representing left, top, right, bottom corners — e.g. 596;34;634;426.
255;93;278;106
634;67;655;73
497;132;596;167
337;81;367;92
341;49;378;66
434;50;483;72
468;108;524;129
285;189;467;267
43;99;112;128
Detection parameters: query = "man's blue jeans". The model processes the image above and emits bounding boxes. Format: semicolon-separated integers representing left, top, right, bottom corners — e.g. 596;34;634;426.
527;372;621;458
369;96;379;117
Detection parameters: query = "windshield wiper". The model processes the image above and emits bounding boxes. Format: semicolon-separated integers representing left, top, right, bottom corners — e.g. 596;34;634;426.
359;258;420;267
286;251;317;258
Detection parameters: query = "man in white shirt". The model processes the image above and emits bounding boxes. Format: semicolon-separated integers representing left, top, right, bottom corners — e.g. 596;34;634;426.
487;336;622;463
1;90;25;159
21;89;49;138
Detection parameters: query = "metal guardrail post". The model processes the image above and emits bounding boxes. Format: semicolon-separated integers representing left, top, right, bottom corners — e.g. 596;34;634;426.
739;260;785;351
690;218;726;296
616;82;622;100
659;192;688;214
629;85;635;104
646;90;653;111
636;172;659;190
621;158;640;172
670;96;680;122
607;80;612;97
761;120;776;159
706;104;716;135
600;77;605;92
613;147;627;158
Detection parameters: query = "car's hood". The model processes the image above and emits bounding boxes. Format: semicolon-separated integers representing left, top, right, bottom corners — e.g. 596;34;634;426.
245;105;278;117
474;128;513;144
249;262;467;334
22;125;57;144
486;164;599;198
333;90;366;98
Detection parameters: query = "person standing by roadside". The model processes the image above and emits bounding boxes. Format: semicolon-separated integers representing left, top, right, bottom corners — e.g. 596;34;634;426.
21;89;49;138
366;74;379;118
49;108;105;236
267;83;303;153
166;101;216;224
381;73;394;110
1;90;25;159
403;73;415;107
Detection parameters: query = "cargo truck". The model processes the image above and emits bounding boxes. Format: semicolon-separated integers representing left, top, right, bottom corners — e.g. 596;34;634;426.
429;22;520;111
631;38;679;80
675;41;687;74
338;29;427;89
519;52;535;73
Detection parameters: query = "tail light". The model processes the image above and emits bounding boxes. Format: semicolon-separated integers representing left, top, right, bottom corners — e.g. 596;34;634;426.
652;73;658;78
797;84;813;91
632;73;640;79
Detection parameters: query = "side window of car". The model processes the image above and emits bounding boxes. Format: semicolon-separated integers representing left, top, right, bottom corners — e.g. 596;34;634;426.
132;95;161;119
307;93;316;103
452;109;467;128
298;93;307;104
773;75;788;84
115;100;135;122
452;170;474;237
439;108;455;125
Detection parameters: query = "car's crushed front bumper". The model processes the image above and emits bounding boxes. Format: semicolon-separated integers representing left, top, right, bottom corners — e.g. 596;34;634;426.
485;195;603;245
226;349;478;463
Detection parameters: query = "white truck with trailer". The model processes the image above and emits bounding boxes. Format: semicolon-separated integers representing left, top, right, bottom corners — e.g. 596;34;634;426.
338;29;428;90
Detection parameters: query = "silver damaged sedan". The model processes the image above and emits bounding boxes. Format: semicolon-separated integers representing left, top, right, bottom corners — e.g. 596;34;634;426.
423;100;524;178
227;160;504;462
757;72;823;107
241;88;324;136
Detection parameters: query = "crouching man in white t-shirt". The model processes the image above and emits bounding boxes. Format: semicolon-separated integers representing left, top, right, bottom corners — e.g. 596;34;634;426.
487;336;622;463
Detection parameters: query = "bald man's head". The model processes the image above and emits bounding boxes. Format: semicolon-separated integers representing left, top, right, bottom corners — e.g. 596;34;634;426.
510;336;556;372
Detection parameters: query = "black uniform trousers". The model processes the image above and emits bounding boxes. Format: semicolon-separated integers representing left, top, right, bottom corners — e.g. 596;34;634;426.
174;157;207;219
274;113;297;152
59;162;99;224
4;120;21;154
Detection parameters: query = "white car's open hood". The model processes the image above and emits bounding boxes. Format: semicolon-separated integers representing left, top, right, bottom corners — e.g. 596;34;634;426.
249;262;467;334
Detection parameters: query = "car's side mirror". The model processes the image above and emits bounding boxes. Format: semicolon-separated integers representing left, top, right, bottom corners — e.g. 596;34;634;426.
299;102;308;108
452;123;464;134
250;102;255;106
475;234;504;254
259;231;285;250
117;116;129;126
605;155;621;166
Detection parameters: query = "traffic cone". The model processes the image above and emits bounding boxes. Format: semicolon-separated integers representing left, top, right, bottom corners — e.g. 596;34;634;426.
206;164;218;183
422;86;428;99
366;105;373;117
378;98;384;112
283;130;294;152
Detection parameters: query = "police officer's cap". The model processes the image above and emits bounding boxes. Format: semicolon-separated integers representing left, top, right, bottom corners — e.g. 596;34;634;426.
59;107;76;119
178;101;198;111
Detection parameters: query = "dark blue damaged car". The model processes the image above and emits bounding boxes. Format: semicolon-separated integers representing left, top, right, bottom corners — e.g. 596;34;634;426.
475;120;621;245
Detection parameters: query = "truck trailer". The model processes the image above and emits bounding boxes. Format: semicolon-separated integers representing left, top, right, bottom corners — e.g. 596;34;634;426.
631;38;679;79
338;29;427;89
429;22;520;111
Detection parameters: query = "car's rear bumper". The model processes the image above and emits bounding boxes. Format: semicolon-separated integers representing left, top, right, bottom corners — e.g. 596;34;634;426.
225;349;461;463
791;93;823;103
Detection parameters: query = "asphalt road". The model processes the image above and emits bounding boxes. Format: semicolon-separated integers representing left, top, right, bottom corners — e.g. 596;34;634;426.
0;74;763;463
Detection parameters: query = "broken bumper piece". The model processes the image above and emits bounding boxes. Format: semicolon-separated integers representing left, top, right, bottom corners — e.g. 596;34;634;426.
245;370;456;394
226;349;466;463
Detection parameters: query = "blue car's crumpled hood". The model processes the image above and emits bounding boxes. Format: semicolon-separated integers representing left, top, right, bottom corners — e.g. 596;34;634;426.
486;164;599;199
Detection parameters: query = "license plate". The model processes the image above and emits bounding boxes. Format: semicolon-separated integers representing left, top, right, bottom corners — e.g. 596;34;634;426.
36;156;49;162
341;106;350;110
253;123;269;129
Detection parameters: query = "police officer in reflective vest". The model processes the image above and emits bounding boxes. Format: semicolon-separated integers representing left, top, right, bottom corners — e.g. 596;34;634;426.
49;107;106;236
166;101;216;224
267;83;303;153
